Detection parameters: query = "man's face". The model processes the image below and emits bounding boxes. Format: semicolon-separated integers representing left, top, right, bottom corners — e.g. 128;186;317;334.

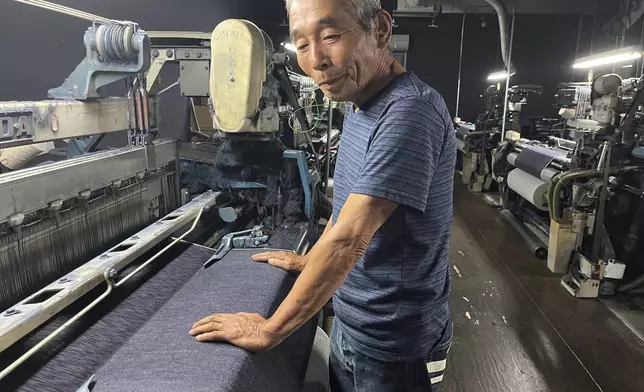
289;0;380;102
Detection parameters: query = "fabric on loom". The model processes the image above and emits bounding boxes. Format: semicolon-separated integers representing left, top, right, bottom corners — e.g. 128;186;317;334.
0;243;211;392
514;145;568;179
92;248;317;392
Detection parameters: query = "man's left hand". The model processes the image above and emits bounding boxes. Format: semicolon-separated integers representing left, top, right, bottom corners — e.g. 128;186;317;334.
189;313;282;352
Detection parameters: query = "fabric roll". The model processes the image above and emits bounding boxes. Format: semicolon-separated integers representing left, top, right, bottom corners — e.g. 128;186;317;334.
92;248;316;392
514;145;567;179
507;168;549;211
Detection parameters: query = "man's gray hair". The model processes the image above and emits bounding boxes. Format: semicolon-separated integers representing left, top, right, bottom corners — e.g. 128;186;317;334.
285;0;382;32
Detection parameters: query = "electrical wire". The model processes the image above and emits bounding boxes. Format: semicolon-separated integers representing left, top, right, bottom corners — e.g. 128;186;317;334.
13;0;110;22
288;104;327;134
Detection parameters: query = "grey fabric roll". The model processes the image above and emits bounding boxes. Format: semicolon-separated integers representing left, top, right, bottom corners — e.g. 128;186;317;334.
92;248;316;392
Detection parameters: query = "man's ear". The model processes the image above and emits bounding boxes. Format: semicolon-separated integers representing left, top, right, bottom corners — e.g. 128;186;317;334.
375;10;393;49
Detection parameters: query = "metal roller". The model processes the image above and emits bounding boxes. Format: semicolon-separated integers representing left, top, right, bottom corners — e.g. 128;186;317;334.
500;209;547;260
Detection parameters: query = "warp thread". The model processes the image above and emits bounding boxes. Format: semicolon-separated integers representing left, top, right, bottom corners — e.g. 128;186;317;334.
0;174;178;312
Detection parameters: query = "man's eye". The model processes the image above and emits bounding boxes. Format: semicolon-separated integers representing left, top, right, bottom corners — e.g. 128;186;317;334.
297;44;309;52
323;35;340;42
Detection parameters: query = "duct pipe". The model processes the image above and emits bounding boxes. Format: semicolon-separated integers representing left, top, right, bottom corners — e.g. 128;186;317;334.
455;5;493;118
484;0;513;70
501;1;517;142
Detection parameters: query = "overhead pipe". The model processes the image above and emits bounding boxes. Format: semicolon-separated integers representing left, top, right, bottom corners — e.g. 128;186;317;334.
484;0;514;70
455;1;514;118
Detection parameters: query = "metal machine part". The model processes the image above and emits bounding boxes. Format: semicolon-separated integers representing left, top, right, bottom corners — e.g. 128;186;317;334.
0;140;176;224
0;98;140;149
210;20;278;133
49;21;151;100
203;225;269;268
500;209;547;259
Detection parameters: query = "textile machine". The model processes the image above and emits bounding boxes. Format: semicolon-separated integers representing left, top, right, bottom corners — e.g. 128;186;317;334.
0;11;332;392
455;83;545;192
494;72;644;298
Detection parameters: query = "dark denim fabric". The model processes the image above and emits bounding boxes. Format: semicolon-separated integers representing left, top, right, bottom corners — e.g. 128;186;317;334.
329;320;452;392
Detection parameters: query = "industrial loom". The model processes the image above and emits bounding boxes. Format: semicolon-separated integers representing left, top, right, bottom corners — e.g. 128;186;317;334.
0;4;333;391
454;83;552;193
494;72;644;299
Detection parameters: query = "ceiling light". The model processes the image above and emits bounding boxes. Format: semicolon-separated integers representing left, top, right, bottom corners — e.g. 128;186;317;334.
572;46;642;69
281;42;296;53
487;71;515;81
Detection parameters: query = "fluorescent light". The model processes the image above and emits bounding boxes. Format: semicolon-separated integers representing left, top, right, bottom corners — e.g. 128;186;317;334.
487;71;515;81
281;42;296;53
623;64;634;68
572;45;642;69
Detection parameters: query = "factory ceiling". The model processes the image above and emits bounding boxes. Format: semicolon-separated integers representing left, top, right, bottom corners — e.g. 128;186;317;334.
393;0;599;16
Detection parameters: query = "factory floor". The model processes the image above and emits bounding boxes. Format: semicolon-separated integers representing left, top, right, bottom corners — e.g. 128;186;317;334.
442;183;644;392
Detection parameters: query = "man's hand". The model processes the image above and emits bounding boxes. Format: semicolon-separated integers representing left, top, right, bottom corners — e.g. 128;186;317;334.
189;313;282;352
252;251;306;273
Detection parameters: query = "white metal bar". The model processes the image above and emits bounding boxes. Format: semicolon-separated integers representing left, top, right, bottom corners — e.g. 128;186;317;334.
0;98;133;150
0;140;177;223
0;191;220;354
0;202;208;381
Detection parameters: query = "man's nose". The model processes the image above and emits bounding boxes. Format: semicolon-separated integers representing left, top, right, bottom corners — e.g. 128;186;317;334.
309;42;331;71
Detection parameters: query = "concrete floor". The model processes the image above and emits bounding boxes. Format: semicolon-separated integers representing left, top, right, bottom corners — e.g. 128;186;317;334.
443;184;644;392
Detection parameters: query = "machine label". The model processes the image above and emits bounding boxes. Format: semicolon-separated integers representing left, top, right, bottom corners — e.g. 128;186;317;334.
0;113;35;145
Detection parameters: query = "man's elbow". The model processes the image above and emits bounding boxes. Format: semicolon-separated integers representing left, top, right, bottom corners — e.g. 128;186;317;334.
330;232;371;264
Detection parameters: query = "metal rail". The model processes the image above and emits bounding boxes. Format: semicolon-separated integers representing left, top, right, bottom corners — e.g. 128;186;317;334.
0;140;177;224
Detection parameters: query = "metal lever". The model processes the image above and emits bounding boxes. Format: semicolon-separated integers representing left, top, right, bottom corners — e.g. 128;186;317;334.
203;226;269;268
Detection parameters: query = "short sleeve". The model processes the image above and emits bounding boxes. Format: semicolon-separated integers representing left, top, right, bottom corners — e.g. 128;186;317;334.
352;97;446;213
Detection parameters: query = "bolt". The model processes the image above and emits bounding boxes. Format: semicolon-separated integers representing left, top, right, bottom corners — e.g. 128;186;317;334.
166;50;173;58
254;240;260;246
131;235;140;240
185;52;190;58
206;65;209;70
107;268;117;279
230;77;235;83
5;309;18;316
181;65;185;70
196;52;202;58
152;49;159;57
59;277;69;283
100;254;110;259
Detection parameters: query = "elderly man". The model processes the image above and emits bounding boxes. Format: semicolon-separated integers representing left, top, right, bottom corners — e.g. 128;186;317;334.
189;0;456;390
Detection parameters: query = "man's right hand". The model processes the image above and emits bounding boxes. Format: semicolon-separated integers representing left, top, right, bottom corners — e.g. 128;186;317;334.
252;251;307;273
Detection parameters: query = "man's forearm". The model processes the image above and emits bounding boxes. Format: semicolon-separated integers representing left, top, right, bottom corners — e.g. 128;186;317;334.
321;216;334;237
264;220;364;339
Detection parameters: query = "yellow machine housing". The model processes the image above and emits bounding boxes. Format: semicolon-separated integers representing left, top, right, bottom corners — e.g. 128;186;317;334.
210;19;278;133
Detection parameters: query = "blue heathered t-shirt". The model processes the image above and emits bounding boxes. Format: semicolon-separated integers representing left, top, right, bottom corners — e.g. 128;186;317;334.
332;71;456;362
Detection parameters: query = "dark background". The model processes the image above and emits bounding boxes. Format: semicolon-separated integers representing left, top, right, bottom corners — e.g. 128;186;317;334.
0;0;639;134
